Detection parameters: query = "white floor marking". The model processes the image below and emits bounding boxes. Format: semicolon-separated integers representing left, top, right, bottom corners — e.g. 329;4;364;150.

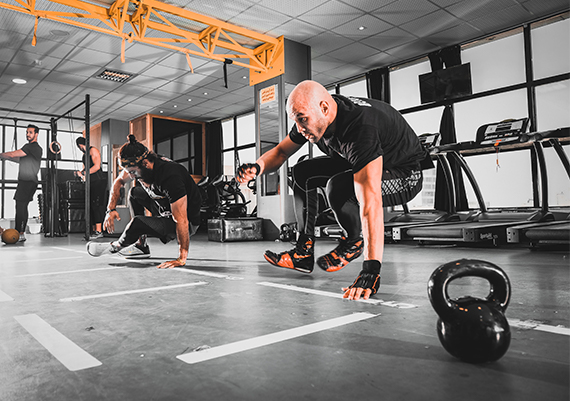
60;281;207;302
177;312;379;364
51;246;88;254
510;319;570;336
257;282;418;308
4;256;83;263
14;314;102;371
0;289;14;302
15;266;125;278
172;267;243;280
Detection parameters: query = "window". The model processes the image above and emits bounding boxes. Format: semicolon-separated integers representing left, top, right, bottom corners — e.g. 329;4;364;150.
390;60;431;110
339;78;367;97
532;17;570;80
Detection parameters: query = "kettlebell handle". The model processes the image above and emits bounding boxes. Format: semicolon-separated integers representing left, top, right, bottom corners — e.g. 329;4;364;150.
428;259;511;319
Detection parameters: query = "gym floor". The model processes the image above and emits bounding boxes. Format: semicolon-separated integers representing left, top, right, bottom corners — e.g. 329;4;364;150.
1;232;568;401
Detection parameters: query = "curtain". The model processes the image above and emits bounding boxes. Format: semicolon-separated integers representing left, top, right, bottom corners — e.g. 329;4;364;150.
366;67;389;102
206;120;223;178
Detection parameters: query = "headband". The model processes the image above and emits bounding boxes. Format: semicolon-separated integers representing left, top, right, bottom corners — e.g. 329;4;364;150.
120;149;149;168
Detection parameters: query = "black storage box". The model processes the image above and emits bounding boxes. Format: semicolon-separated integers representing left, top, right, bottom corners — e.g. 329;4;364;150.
61;180;85;200
207;218;263;242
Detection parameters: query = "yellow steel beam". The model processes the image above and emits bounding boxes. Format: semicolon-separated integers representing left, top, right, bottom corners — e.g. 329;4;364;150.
0;0;285;84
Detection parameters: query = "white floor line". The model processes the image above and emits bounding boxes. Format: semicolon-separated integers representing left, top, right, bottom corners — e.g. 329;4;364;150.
4;256;83;263
51;246;89;254
257;282;419;309
172;267;243;280
177;312;379;364
0;289;14;302
14;314;102;371
510;318;570;336
15;266;125;278
60;281;208;302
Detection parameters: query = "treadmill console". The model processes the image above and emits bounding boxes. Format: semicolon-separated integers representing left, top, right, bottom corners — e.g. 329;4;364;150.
477;118;529;145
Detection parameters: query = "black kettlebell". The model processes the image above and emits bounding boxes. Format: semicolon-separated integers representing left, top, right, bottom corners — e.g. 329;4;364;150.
427;259;511;363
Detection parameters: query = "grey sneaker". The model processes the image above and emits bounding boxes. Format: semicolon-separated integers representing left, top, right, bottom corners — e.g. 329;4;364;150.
90;231;104;240
87;241;119;257
118;243;151;258
18;233;27;242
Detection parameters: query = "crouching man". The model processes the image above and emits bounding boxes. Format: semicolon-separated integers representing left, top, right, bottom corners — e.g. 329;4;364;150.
87;135;201;269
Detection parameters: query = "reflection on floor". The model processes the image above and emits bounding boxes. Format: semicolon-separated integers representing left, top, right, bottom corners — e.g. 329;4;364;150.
0;232;568;401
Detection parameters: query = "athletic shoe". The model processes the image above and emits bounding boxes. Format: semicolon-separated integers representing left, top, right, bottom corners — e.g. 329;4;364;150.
18;233;27;242
317;237;364;272
263;233;315;273
87;241;120;257
118;243;151;258
90;231;104;240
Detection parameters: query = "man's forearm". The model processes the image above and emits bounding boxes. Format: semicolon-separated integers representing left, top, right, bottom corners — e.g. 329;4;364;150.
107;177;125;210
175;220;190;261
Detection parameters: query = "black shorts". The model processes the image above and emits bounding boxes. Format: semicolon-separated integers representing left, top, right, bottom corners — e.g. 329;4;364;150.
14;181;38;202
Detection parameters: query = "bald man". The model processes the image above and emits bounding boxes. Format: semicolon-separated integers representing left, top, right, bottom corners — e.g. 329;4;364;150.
237;80;426;300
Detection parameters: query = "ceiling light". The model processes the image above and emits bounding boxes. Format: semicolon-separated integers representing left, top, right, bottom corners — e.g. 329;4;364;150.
173;105;177;108
242;76;247;79
187;98;192;102
159;110;164;113
12;78;27;84
358;26;366;31
94;68;136;83
203;92;208;95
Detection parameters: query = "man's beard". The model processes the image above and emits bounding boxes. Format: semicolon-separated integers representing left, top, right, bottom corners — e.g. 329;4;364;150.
139;165;155;184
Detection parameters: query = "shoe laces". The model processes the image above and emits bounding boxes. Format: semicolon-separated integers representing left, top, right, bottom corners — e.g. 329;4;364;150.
336;237;362;255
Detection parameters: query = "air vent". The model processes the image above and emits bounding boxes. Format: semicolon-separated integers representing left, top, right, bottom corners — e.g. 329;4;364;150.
94;69;136;83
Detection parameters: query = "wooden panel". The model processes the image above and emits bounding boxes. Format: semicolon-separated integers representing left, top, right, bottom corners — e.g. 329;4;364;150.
84;122;102;150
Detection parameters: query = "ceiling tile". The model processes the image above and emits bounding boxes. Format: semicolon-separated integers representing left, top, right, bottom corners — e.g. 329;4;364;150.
337;0;397;13
327;42;380;62
302;32;354;57
142;64;188;80
400;9;460;37
229;4;292;34
255;0;321;18
299;1;363;30
332;14;394;38
361;27;416;52
373;0;440;26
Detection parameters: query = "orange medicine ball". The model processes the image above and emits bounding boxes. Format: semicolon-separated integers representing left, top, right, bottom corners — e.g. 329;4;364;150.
1;228;19;244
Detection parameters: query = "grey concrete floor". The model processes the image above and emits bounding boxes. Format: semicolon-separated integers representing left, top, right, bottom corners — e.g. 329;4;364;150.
0;232;568;401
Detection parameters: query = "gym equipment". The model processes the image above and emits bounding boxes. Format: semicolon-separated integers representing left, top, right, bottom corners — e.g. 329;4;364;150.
395;123;570;245
2;228;20;244
428;259;511;363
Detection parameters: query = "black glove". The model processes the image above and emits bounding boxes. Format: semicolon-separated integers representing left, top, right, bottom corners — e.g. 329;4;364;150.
346;260;382;296
236;163;260;181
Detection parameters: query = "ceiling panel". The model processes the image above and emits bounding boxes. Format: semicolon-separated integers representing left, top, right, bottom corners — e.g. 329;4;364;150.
0;0;567;129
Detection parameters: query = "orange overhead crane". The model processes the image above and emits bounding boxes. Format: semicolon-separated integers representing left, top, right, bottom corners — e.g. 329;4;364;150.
0;0;285;85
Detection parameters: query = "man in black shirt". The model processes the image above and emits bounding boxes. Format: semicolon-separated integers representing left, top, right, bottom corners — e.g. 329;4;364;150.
0;124;42;242
237;80;426;300
87;135;201;269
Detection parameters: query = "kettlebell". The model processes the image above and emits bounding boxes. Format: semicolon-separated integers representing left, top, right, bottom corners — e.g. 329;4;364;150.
427;259;511;363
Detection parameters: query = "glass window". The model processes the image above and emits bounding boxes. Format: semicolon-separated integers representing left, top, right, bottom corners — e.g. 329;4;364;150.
172;135;188;161
339;78;367;97
402;107;445;137
532;18;570;80
535;80;570;131
222;119;234;150
156;139;171;159
454;89;528;143
236;113;255;147
390;60;431;110
462;31;525;93
223;150;235;176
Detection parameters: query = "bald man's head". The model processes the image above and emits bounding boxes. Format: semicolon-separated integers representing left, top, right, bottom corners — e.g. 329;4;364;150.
286;80;337;143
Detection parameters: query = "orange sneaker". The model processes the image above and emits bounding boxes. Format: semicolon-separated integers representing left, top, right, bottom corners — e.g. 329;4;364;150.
317;237;364;272
264;234;314;273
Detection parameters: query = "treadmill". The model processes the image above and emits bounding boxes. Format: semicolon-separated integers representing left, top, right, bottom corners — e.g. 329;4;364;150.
384;133;465;243
395;119;565;246
506;127;570;247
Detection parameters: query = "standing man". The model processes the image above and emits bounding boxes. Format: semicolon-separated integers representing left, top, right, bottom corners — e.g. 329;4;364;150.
237;80;426;300
0;124;42;242
86;135;202;269
75;137;107;239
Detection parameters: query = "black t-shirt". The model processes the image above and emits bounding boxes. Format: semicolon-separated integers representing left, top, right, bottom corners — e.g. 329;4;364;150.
19;142;42;183
289;95;426;173
139;157;202;226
